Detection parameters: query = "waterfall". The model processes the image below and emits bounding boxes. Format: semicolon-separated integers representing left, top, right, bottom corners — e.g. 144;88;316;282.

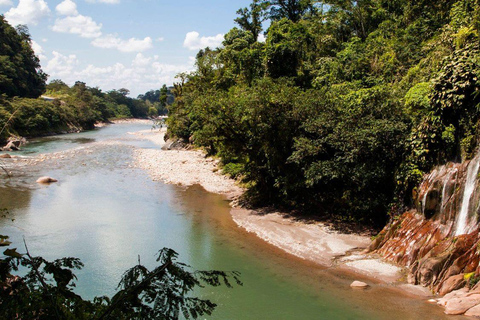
421;169;438;215
455;154;480;236
440;170;452;215
440;167;458;215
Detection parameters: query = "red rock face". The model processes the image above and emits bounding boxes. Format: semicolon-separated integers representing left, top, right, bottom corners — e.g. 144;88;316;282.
371;156;480;294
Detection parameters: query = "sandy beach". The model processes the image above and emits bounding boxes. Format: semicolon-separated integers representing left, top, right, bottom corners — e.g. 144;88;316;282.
132;126;421;291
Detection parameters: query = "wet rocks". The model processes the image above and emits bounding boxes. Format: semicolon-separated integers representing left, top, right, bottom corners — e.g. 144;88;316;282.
0;153;11;159
369;152;480;317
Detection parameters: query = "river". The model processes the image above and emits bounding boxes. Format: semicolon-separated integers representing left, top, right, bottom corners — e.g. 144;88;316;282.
0;122;465;319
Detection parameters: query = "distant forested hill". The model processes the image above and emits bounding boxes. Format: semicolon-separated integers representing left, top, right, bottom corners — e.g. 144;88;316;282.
0;15;171;142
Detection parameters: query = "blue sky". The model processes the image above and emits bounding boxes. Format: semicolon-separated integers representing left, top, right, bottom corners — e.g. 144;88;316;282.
0;0;253;96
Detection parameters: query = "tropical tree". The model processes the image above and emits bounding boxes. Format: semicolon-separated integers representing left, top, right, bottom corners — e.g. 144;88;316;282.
0;16;47;98
0;235;241;319
263;0;318;22
235;0;268;39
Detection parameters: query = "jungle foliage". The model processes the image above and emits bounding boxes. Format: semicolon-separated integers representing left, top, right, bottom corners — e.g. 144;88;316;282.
167;0;480;225
0;15;172;142
0;234;241;319
0;79;153;142
0;16;46;98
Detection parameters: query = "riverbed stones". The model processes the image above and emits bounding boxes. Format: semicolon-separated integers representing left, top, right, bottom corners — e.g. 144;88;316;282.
350;281;369;288
36;176;58;184
0;153;11;158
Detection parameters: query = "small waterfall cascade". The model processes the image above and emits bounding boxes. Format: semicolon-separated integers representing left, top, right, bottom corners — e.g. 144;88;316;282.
418;165;456;218
370;149;480;296
440;168;458;216
455;153;480;236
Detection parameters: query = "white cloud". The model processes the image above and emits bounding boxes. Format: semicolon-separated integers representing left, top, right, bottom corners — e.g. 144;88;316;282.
56;0;78;16
52;14;102;38
183;31;224;51
91;34;153;53
85;0;120;3
4;0;50;26
30;40;47;60
45;51;79;78
44;52;194;96
157;37;164;42
258;33;266;43
132;53;151;67
0;0;13;7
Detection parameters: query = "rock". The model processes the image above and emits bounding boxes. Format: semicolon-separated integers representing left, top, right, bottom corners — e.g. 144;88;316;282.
437;288;469;307
2;141;19;151
161;139;190;151
439;274;467;296
444;294;480;315
36;176;58;184
0;153;11;158
424;188;441;218
350;281;369;288
2;137;26;151
465;304;480;317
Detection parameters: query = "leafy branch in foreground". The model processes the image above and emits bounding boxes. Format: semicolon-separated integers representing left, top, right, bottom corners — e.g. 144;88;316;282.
0;237;241;319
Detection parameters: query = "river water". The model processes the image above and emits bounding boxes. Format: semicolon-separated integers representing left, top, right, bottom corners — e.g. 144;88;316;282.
0;122;465;319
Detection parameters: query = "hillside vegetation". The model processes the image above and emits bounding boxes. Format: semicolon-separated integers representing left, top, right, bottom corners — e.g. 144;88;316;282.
166;0;480;226
0;15;169;142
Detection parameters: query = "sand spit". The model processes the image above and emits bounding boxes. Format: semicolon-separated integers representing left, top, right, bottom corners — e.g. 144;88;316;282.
132;129;243;198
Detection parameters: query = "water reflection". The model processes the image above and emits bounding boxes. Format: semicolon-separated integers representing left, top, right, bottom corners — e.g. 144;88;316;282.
0;123;468;320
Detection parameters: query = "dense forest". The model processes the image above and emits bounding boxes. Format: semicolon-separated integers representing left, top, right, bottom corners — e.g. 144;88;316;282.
0;15;169;143
166;0;480;226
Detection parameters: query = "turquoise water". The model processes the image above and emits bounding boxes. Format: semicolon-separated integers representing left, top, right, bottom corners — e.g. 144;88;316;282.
0;123;465;319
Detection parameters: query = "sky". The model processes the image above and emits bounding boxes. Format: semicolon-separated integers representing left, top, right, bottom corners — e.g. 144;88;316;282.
0;0;253;96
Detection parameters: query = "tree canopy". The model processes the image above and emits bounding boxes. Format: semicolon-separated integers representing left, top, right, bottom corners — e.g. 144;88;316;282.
0;233;241;319
166;0;480;226
0;16;47;98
